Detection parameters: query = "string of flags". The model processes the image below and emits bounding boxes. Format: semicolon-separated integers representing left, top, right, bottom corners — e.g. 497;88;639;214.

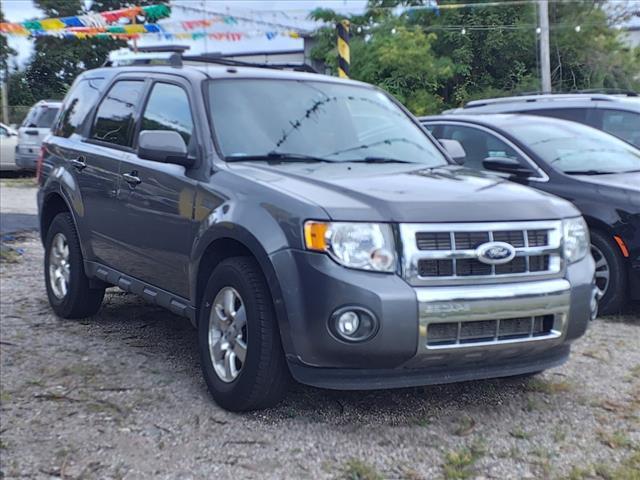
0;3;304;41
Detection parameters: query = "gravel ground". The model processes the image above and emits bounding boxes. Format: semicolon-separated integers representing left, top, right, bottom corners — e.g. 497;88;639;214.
1;234;639;480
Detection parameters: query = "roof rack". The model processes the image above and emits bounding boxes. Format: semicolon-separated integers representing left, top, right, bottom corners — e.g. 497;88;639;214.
182;53;317;73
103;46;317;73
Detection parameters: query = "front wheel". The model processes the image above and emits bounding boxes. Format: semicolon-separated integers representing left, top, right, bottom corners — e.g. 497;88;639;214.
44;213;105;318
590;230;626;316
198;257;289;411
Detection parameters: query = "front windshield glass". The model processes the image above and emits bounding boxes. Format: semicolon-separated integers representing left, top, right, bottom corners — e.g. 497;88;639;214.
207;79;447;166
508;120;640;174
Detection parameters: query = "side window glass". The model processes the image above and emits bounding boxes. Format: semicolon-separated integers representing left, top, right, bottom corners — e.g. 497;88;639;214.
22;107;39;127
440;125;529;172
91;80;145;147
55;78;104;138
0;127;7;137
140;83;194;147
599;109;640;148
524;108;587;124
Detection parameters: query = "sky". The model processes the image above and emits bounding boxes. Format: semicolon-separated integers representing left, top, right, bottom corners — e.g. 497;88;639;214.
0;0;369;68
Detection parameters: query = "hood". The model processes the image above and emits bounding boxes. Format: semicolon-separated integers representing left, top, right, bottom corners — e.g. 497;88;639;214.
227;162;579;222
571;172;640;208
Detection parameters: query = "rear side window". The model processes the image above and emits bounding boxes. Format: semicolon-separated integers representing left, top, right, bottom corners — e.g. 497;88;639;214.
140;83;194;146
22;105;60;128
54;78;104;138
91;80;145;147
598;109;640;148
522;108;588;124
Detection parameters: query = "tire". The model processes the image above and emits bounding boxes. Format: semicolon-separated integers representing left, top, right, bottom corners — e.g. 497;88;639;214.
198;257;289;411
44;213;105;318
591;229;626;316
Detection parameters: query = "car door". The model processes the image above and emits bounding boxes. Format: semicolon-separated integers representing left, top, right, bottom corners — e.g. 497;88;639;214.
79;78;147;268
112;79;199;298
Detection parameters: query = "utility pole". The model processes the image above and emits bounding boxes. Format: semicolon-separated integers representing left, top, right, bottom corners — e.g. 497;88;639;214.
538;0;551;93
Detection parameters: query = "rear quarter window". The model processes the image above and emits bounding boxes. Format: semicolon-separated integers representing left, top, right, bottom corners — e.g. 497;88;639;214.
54;78;105;138
519;108;588;124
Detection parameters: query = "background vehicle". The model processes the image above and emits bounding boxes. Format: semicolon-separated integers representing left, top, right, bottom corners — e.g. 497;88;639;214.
38;58;595;411
0;123;19;171
421;114;640;314
16;100;61;171
446;93;640;148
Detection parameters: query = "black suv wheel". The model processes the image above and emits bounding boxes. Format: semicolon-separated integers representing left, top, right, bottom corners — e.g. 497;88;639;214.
590;230;626;315
44;213;105;318
198;257;289;411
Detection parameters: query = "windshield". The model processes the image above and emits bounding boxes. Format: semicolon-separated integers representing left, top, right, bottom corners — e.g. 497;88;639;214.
207;79;447;166
508;120;640;174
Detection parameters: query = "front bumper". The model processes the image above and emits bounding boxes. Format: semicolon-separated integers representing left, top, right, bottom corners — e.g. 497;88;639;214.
271;249;595;390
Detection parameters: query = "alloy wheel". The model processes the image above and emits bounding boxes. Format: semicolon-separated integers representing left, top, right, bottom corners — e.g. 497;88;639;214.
591;243;610;300
49;233;70;299
208;287;248;382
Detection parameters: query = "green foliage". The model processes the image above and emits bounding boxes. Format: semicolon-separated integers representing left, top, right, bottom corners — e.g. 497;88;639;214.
309;0;640;113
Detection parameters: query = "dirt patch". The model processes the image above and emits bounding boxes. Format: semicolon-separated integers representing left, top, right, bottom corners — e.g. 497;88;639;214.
1;235;639;479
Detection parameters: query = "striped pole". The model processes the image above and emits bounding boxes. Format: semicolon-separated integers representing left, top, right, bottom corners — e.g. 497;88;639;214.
337;20;350;79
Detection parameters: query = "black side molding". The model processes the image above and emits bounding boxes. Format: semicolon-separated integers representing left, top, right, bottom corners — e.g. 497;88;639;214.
85;261;196;325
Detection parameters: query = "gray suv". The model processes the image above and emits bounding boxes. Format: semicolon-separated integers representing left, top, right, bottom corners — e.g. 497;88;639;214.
38;57;597;411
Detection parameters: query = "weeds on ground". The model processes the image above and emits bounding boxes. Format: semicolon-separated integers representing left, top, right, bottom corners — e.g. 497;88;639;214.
442;441;486;480
525;378;573;394
340;458;384;480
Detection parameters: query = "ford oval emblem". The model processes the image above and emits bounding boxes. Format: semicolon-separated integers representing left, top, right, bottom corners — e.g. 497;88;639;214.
476;241;516;265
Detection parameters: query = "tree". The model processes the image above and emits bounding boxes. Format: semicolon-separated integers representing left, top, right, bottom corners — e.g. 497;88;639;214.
20;0;168;101
309;10;454;114
308;0;640;112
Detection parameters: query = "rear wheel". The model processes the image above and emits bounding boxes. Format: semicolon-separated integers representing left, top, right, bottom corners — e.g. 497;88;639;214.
590;230;626;315
198;257;289;411
44;213;105;318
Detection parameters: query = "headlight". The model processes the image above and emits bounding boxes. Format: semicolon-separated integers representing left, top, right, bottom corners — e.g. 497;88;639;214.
563;217;589;263
304;221;396;272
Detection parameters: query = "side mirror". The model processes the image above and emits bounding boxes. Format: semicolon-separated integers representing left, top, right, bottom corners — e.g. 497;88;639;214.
138;130;193;167
483;157;533;178
439;139;466;165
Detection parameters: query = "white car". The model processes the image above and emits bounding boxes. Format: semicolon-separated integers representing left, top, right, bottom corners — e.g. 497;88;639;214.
16;100;61;171
0;122;19;171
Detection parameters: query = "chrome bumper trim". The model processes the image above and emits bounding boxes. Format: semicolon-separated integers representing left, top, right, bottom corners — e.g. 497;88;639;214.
415;278;570;353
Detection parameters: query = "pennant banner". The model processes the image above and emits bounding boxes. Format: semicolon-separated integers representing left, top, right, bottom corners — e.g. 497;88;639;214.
0;4;171;34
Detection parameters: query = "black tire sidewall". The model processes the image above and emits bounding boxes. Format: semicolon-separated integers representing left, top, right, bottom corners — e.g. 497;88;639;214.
44;213;90;317
591;229;626;315
197;258;279;410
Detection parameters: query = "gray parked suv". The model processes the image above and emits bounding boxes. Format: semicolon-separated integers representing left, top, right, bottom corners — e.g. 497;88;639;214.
38;57;597;411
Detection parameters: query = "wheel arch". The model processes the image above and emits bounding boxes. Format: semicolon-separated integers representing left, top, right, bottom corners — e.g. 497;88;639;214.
192;225;293;353
40;192;74;243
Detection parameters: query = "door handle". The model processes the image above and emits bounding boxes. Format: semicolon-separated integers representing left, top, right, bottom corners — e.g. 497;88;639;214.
122;172;141;186
70;157;87;171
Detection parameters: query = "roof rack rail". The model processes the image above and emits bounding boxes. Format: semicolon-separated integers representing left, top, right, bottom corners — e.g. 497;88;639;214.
182;53;317;73
102;46;317;72
463;91;631;108
575;88;638;97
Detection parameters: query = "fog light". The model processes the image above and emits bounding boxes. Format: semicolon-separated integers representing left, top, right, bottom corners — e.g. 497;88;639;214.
330;307;378;342
337;311;360;336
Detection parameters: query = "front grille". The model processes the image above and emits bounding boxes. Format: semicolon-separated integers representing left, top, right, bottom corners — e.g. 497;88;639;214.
427;315;555;347
401;221;563;285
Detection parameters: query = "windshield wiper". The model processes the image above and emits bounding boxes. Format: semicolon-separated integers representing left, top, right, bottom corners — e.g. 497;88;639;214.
344;156;418;164
563;170;613;175
226;152;336;163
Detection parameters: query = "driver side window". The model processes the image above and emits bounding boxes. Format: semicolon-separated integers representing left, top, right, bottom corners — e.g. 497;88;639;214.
439;124;529;172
